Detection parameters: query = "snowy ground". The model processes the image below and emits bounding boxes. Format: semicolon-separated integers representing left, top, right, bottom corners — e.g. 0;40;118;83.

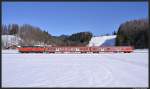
2;35;22;46
88;35;116;46
2;49;148;87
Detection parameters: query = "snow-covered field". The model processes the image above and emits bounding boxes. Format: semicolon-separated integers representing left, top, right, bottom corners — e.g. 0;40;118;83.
2;49;148;87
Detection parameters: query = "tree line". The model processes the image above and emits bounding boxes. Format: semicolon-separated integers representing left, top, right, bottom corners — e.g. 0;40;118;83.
2;24;93;47
2;24;52;46
115;18;149;49
2;18;148;49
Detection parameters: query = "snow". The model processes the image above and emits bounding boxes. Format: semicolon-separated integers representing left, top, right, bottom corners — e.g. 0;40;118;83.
2;49;19;54
2;35;22;46
88;35;116;46
2;49;148;87
134;49;149;53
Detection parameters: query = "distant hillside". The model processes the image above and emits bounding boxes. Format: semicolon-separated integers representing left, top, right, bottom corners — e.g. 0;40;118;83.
3;18;148;49
2;34;116;48
2;24;51;46
2;24;93;47
88;35;116;46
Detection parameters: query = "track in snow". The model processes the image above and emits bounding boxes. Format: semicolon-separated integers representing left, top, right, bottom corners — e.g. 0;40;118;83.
2;50;148;87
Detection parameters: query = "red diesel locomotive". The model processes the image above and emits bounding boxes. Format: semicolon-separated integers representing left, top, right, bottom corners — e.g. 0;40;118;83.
17;46;134;53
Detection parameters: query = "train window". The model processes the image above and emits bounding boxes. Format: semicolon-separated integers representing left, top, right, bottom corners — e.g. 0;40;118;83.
107;48;110;50
93;48;96;50
21;46;30;48
76;48;79;51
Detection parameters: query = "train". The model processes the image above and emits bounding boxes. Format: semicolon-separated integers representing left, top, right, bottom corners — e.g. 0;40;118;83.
17;46;134;53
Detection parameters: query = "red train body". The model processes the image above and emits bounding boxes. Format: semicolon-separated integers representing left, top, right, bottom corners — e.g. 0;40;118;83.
18;46;45;53
17;46;134;53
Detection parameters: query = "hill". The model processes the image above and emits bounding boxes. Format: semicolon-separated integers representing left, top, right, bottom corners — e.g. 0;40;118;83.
88;35;116;46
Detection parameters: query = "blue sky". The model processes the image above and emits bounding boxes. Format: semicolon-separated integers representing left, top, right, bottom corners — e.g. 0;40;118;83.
2;2;148;36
